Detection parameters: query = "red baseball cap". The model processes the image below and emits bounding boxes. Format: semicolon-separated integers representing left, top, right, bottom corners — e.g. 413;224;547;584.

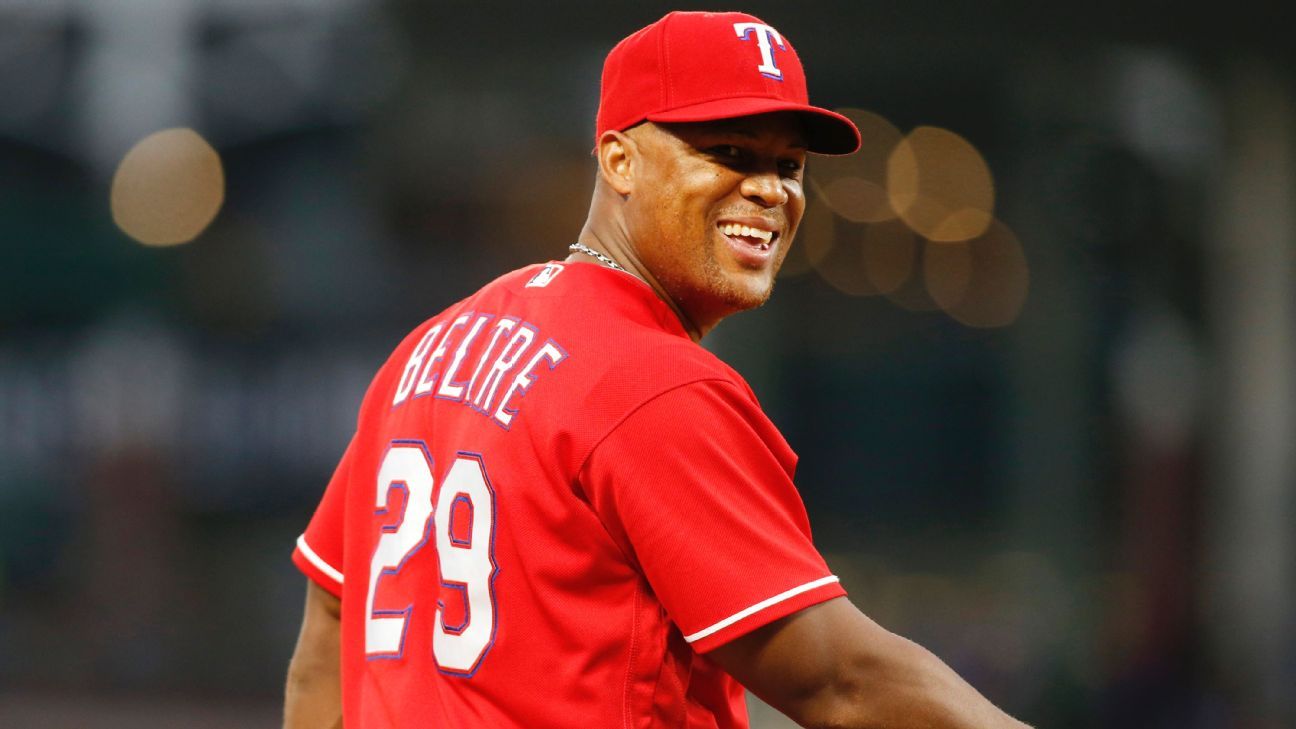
595;11;861;155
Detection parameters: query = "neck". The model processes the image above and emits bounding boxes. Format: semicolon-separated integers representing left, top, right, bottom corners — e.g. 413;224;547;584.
569;225;707;342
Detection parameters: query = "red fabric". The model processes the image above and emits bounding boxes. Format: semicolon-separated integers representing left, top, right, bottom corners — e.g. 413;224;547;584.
292;262;844;728
594;11;860;154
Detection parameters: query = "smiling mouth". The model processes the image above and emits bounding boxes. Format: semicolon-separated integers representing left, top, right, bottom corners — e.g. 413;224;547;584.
718;222;776;251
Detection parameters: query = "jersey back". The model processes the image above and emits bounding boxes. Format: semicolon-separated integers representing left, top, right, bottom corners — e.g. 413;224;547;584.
293;262;844;728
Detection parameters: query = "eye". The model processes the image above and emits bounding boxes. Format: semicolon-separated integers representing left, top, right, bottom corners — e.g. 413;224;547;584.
707;144;744;160
779;158;804;176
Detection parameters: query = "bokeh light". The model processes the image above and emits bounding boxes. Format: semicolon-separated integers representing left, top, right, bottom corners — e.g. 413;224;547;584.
924;219;1029;327
812;222;874;296
883;262;942;312
780;196;835;278
923;238;973;306
802;116;1025;325
110;128;225;247
809;108;904;223
887;126;994;242
810;218;917;298
862;220;918;295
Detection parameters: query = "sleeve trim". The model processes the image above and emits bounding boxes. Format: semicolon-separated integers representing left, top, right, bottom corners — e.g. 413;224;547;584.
683;575;840;644
296;534;344;586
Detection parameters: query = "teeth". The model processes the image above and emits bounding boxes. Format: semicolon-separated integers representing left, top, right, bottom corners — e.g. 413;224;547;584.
719;223;774;243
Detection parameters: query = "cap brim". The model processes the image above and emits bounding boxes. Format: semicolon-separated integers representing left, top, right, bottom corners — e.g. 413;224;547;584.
645;97;861;155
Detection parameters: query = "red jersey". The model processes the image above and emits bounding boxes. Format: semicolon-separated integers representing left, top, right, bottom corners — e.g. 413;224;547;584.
292;261;844;728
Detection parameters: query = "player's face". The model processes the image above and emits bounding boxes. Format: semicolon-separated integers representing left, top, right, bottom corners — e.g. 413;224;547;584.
624;113;808;328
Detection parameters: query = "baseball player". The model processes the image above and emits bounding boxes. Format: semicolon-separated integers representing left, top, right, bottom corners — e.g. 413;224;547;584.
284;11;1031;729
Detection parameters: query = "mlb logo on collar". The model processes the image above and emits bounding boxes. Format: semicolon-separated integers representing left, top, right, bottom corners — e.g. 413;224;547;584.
526;263;565;288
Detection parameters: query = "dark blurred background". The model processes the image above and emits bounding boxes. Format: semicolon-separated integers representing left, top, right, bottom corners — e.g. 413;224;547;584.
1;1;1293;727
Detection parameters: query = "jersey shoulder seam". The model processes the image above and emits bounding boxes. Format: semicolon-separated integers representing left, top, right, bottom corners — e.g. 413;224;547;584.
574;375;748;478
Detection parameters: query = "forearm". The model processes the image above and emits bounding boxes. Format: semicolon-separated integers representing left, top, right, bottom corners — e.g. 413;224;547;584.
284;653;342;729
712;598;1030;729
808;632;1030;729
284;580;343;729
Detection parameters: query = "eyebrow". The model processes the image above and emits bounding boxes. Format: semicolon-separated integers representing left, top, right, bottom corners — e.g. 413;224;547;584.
707;126;809;150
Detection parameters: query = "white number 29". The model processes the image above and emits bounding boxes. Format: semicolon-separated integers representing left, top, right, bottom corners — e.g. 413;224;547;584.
365;442;498;676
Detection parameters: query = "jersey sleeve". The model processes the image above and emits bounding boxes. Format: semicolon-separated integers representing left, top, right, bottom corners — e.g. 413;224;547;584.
578;379;845;654
291;434;356;598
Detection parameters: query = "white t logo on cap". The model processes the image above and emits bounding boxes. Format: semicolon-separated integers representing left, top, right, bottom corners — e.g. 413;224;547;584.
733;22;787;81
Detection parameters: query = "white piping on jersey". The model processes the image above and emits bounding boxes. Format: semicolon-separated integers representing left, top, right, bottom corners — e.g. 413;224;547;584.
683;575;840;644
297;534;344;585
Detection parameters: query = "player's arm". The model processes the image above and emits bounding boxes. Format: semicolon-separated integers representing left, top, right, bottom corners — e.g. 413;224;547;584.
283;580;343;729
708;596;1032;729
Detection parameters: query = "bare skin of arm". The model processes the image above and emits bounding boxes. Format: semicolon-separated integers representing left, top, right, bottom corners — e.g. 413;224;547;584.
284;580;343;729
708;597;1032;729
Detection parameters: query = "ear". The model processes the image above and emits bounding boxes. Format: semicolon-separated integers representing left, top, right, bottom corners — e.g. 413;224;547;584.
596;130;635;197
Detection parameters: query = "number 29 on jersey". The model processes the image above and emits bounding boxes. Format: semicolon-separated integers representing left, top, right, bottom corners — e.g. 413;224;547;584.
364;441;499;676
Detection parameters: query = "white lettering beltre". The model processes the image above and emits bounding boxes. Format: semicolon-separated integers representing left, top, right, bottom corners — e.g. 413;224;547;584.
391;312;568;429
733;22;787;80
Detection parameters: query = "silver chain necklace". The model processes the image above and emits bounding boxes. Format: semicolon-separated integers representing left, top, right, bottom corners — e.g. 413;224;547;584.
568;242;626;272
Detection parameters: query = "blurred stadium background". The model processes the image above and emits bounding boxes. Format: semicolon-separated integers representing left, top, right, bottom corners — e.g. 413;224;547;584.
1;0;1293;726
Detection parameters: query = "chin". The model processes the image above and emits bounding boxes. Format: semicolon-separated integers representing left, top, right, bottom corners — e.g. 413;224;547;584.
663;258;778;324
716;272;776;312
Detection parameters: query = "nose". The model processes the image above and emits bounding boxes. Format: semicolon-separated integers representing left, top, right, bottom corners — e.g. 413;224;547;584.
740;170;790;208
